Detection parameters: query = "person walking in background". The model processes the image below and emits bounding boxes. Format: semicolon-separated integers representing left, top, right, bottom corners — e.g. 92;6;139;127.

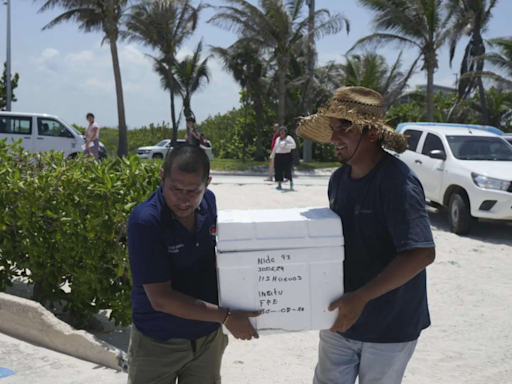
187;117;201;147
271;126;296;190
83;113;100;160
297;87;435;384
127;145;261;384
265;123;280;182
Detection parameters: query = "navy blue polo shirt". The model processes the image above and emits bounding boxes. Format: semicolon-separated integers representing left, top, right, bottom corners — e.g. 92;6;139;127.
329;153;435;343
128;186;220;341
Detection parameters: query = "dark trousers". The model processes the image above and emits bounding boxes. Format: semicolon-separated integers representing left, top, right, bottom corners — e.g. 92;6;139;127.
274;152;292;182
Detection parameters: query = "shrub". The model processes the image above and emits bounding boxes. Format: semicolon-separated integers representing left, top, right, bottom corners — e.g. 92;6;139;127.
0;139;161;327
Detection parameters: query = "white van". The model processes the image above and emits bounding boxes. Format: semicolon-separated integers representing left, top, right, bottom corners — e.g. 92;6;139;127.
0;111;106;159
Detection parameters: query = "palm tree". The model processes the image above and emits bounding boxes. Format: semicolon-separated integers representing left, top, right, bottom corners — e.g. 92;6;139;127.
446;0;499;125
212;41;267;161
208;0;349;126
350;0;452;122
125;0;201;147
174;40;211;121
468;37;512;88
38;0;130;157
471;86;512;129
326;52;418;109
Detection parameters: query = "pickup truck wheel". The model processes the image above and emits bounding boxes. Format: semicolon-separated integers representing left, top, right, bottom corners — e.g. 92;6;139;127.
448;193;472;235
152;153;163;159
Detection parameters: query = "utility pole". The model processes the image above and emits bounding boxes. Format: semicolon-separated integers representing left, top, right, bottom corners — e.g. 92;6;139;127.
303;0;315;163
5;0;12;111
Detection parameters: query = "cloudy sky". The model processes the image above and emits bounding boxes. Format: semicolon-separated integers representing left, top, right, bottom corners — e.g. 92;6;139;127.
1;0;512;129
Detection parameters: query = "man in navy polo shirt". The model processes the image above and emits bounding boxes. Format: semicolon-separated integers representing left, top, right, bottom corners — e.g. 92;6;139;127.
297;87;436;384
127;145;261;384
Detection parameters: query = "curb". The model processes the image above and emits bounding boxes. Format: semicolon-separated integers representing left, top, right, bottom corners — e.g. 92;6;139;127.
210;171;331;178
0;293;128;372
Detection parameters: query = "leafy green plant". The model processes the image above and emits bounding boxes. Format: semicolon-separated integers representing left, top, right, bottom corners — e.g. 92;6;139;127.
0;139;161;327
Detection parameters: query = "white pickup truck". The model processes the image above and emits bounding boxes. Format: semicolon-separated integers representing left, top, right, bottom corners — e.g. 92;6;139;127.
393;123;512;234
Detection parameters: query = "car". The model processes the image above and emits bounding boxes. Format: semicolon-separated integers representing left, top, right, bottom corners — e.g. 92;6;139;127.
0;111;107;159
137;139;214;160
396;122;505;136
393;123;512;234
505;134;512;146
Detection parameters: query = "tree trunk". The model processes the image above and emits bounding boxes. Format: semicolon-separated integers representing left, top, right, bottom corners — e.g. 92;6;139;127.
170;88;178;148
183;98;193;121
242;97;248;163
426;59;435;122
253;98;264;161
277;57;287;125
109;39;128;157
477;77;488;125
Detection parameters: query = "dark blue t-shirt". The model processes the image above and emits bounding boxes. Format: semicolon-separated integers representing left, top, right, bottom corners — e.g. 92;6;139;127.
128;186;220;341
329;154;435;343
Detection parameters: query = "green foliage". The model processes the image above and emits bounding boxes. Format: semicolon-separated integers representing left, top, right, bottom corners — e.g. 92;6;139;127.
0;62;20;110
387;92;480;128
198;102;278;160
472;86;512;132
0;139;161;327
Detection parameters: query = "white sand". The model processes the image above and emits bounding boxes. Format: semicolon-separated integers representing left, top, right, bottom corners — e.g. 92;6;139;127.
208;182;512;384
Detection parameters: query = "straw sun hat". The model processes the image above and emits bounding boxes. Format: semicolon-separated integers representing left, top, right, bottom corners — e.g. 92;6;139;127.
297;87;408;153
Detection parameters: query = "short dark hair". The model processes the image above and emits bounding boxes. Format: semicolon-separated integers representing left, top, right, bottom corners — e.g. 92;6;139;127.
164;144;210;184
186;117;196;123
86;113;95;119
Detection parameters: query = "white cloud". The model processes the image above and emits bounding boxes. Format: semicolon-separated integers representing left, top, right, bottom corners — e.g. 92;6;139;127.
41;48;60;60
66;50;95;62
15;42;241;128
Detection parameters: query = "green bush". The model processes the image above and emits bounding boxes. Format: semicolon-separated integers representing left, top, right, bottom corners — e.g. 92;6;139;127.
0;139;161;327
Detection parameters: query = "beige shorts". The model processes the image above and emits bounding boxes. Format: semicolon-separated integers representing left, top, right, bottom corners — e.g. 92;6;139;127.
128;326;228;384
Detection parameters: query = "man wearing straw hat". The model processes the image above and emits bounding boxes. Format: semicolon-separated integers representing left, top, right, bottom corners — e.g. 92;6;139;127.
297;87;436;384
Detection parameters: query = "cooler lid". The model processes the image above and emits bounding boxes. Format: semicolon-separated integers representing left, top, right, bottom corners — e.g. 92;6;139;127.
217;207;344;253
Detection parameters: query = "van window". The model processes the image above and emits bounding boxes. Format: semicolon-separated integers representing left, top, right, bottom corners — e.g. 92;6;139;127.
421;133;445;155
403;129;423;152
0;116;32;135
37;118;74;138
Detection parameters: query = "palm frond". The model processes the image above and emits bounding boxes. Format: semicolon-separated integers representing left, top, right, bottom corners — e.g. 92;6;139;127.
349;32;421;53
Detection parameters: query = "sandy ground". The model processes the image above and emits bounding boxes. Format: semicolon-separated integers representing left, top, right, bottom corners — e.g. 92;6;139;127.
89;181;512;384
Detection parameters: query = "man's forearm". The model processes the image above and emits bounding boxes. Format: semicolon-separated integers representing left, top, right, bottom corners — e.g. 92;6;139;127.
357;248;435;303
149;287;226;323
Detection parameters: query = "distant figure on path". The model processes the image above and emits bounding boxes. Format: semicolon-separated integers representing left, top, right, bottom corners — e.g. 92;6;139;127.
187;117;201;147
265;123;280;182
297;86;436;384
127;145;261;384
271;126;296;190
83;113;100;160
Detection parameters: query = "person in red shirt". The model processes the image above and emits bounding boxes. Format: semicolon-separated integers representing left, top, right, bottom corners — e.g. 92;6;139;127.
265;123;280;182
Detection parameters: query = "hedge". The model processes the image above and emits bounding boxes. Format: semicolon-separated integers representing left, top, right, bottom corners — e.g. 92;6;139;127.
0;139;161;327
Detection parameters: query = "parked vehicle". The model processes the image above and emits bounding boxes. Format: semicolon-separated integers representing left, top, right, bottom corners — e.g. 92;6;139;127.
0;112;107;159
397;122;505;136
505;134;512;146
137;139;214;160
393;123;512;235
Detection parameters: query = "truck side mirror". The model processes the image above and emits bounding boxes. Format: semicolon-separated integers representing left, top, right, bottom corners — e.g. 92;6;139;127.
429;150;446;160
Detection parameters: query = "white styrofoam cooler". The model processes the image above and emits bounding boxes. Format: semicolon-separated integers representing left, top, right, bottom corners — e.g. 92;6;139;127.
217;207;344;334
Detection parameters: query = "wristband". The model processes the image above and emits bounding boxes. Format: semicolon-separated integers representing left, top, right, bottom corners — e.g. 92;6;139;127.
222;308;231;325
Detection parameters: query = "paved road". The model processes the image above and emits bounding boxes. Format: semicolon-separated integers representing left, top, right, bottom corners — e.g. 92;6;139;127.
211;174;329;186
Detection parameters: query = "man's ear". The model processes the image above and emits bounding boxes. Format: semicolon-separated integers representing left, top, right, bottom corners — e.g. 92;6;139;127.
206;176;212;189
160;169;165;183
